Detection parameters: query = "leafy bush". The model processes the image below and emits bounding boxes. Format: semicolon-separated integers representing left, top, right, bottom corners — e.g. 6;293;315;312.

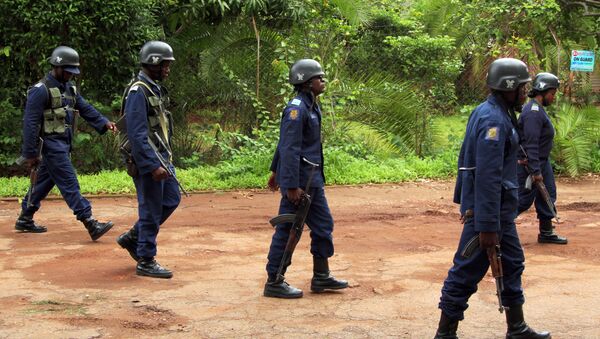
551;104;600;176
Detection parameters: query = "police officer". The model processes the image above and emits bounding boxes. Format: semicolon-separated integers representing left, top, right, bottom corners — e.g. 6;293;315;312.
264;59;348;298
517;72;567;245
16;46;116;240
434;59;550;338
116;41;180;279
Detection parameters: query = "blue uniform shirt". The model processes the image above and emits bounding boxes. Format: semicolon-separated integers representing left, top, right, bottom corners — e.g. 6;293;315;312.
518;99;554;175
270;91;325;190
453;94;520;232
124;71;168;175
21;72;109;158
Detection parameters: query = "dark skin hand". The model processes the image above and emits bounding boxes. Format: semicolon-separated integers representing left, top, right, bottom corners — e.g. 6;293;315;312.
152;166;169;181
286;187;304;205
479;231;499;250
24;157;40;171
105;121;118;134
517;159;543;183
267;172;279;191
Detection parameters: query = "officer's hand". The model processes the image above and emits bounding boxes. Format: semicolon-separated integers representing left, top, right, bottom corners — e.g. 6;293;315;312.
479;232;499;250
517;159;528;166
267;172;279;192
532;174;543;183
151;166;169;181
105;121;118;134
24;157;40;170
286;188;304;205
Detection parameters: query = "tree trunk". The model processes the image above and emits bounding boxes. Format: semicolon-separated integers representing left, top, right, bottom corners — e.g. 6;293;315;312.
251;16;260;100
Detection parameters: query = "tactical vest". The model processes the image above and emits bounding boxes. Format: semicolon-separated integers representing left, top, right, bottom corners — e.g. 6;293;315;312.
36;78;76;135
119;77;172;153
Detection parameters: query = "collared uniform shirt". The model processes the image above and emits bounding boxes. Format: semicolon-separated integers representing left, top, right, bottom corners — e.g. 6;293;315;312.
518;99;555;175
270;92;325;190
453;94;520;232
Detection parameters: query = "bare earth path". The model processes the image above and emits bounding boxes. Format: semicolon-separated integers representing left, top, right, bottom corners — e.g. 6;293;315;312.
1;178;599;338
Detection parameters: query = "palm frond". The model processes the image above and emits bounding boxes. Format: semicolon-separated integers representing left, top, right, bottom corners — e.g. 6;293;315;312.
551;104;600;176
330;0;371;26
327;72;428;154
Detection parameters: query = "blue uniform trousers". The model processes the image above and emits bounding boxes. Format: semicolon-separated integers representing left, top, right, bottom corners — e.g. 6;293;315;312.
517;160;556;221
21;150;92;220
132;166;180;258
439;219;525;321
266;187;334;275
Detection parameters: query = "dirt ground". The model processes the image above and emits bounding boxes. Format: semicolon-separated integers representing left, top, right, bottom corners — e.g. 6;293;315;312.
1;178;600;339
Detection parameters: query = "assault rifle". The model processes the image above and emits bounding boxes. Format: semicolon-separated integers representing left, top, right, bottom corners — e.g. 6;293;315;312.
519;145;560;223
462;235;506;313
16;137;44;208
148;132;189;197
269;158;320;284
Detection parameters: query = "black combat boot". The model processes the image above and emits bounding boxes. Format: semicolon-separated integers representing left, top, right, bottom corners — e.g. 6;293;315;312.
136;257;173;279
82;217;114;241
434;312;459;339
505;304;551;339
263;274;303;298
116;227;139;262
538;219;567;245
310;257;348;292
15;211;47;233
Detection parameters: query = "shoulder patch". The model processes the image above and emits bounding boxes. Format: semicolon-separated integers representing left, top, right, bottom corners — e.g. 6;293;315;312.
291;98;302;106
531;103;539;111
129;85;139;92
485;127;499;141
289;109;299;120
34;83;44;88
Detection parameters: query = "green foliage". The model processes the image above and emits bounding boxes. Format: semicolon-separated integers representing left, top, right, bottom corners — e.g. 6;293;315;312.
551;104;600;176
0;100;22;168
0;0;158;105
0;145;457;197
347;5;462;112
0;0;158;176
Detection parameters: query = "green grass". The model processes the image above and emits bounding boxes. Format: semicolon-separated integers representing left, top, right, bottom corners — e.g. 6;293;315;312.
0;147;458;198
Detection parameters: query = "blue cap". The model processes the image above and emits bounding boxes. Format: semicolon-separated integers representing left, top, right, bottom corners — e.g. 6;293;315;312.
63;65;80;75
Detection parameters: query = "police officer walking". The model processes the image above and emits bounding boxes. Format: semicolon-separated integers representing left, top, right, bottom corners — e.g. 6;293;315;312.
434;59;550;338
517;72;567;245
16;46;116;240
116;41;180;279
264;59;348;298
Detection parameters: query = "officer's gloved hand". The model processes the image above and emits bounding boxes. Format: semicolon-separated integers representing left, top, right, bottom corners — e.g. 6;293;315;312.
151;166;169;181
286;188;304;205
267;172;279;192
479;231;498;250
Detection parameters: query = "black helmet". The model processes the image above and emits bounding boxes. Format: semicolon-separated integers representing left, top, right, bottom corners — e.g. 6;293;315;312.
531;72;560;91
140;41;175;65
486;58;531;91
49;46;80;74
289;59;325;85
